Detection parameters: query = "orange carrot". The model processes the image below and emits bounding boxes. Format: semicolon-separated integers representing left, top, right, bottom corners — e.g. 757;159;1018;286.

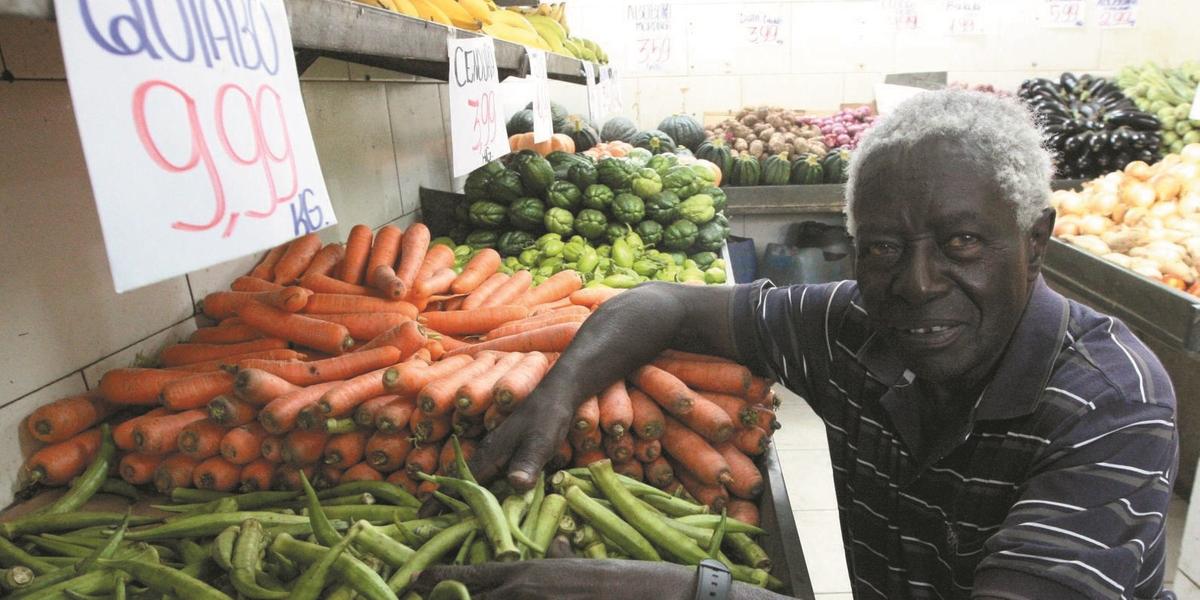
132;409;208;455
492;352;551;410
644;455;675;488
234;369;301;405
240;347;401;387
529;297;573;315
651;358;751;396
409;409;451;444
569;287;624;308
302;243;345;279
421;305;530;336
271;465;316;491
438;438;478;478
233;276;285;292
355;394;402;428
355;321;428;358
425;330;470;352
169;349;308;373
444;296;466;311
239;458;276;491
323;430;369;468
395;223;431;291
727;499;760;528
698;392;754;429
100;368;194;406
673;461;729;512
569;427;602;453
382;354;472;396
613;459;644;482
633;436;661;463
716;443;763;499
480;270;532;308
238;301;354;355
366;431;412;472
189;323;265;345
629;389;664;440
516;270;582;307
746;377;772;403
342;462;384;483
259;382;341;434
661;416;732;486
675;395;735;444
22;428;102;486
26;393;113;444
597;380;633;439
603;431;634;462
483;403;506;431
162;339;290;368
373;396;417;433
302;294;419;317
573;396;600;434
221;423;272;465
281;430;327;466
193;456;241;491
371;265;406;300
261;435;285;463
300;272;374;296
410;244;455;292
312;464;343;489
249;244;288;280
445;322;580;357
572;449;607;468
412;267;457;301
633;366;701;416
273;233;322;284
318;365;397;418
461;273;509;310
119;453;164;485
178;419;226;459
455;352;523;417
160;371;236;411
207;394;258;427
340;224;374;284
308;313;412;341
732;427;769;456
404;443;440;477
485;306;589;340
450;249;501;294
417;353;497;417
366;225;403;288
746;406;779;433
386;469;419;494
114;408;169;450
154;454;200;493
424;339;446;361
452;410;485;439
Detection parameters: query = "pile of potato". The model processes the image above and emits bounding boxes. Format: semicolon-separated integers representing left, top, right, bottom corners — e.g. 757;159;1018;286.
704;106;828;160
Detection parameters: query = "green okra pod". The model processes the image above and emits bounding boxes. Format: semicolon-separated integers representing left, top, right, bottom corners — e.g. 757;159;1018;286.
212;526;239;571
0;566;34;591
292;525;360;600
353;520;416;567
0;512;157;538
126;512;314;541
269;533;396;600
415;474;523;560
563;485;658;561
319;481;420;509
97;558;231;600
528;493;567;559
36;425;115;516
387;518;477;594
231;520;287;599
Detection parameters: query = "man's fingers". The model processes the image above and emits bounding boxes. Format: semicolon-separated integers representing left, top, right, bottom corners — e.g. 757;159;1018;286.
506;429;561;492
467;417;521;484
412;564;512;591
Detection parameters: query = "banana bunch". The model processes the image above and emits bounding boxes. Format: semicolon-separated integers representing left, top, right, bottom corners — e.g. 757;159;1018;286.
513;2;570;36
563;37;608;64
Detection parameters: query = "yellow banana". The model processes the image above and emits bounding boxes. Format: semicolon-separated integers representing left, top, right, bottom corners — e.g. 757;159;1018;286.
426;0;478;29
526;16;567;53
391;0;420;16
456;0;493;25
411;0;452;25
490;9;538;34
483;23;549;50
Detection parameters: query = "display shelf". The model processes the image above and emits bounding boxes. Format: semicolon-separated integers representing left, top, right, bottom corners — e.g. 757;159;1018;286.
0;0;595;84
1042;239;1200;353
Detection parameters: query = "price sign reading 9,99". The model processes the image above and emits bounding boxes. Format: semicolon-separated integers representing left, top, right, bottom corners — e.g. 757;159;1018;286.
449;36;510;177
53;0;335;293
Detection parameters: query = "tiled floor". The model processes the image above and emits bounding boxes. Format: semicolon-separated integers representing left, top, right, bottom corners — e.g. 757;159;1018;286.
772;386;1191;599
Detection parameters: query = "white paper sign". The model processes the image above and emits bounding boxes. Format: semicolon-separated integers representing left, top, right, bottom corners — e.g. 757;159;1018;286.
1190;84;1200;121
527;49;552;143
945;0;985;35
598;67;623;120
738;5;786;46
582;61;603;126
1095;0;1138;28
448;36;509;177
53;0;335;293
625;1;687;75
883;0;920;31
1040;0;1086;27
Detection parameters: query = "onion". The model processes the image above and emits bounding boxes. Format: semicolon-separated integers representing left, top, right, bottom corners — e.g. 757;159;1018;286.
1121;181;1157;208
1182;143;1200;163
1056;192;1088;215
1150;200;1179;219
1090;191;1120;216
1065;234;1111;256
1078;214;1112;236
1102;253;1134;268
1124;207;1147;226
1125;161;1153;180
1180;192;1200;216
1129;258;1164;280
1153;175;1183;202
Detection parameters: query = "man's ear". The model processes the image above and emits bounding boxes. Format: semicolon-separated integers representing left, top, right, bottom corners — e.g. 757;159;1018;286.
1026;207;1056;280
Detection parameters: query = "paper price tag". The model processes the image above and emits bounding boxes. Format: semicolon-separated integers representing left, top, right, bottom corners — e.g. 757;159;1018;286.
945;0;985;35
582;61;603;126
528;49;552;143
1095;0;1138;28
626;1;685;75
448;36;509;177
1040;0;1086;27
602;67;623;118
883;0;920;31
53;0;335;292
738;6;786;46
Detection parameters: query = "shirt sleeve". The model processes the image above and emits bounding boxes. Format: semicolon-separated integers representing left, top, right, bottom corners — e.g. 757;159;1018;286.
973;394;1178;599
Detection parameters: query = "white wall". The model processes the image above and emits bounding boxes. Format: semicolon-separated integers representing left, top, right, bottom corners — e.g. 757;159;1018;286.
566;0;1200;128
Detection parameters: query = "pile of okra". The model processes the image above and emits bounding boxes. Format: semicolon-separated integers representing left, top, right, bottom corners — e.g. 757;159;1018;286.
0;429;778;599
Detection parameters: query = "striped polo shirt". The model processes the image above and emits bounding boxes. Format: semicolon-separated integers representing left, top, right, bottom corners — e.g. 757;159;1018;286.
731;276;1178;599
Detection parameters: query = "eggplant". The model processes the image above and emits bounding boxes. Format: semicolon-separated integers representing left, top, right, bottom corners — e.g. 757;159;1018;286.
1061;72;1080;94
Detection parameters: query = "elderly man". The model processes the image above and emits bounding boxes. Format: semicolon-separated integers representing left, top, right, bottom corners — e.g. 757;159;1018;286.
416;91;1179;599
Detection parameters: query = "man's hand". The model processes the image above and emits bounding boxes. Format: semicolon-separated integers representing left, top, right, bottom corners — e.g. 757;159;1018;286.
412;559;695;600
467;378;576;490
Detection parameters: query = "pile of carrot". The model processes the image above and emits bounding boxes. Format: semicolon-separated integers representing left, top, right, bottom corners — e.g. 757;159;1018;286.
18;224;779;523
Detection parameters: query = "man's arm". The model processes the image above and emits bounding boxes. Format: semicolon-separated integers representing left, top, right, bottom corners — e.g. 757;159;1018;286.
469;282;740;489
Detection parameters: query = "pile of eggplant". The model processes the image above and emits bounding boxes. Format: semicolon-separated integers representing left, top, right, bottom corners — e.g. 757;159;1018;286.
1020;72;1162;179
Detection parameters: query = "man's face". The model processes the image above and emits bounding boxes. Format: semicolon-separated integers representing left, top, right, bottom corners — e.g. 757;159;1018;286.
852;137;1042;388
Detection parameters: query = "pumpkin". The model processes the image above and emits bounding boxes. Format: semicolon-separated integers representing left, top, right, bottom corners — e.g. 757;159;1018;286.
563;115;601;152
729;153;762;187
631;130;678;155
761;153;791;186
601;116;640;143
657;114;705;151
507;109;535;135
508;132;574;157
695;139;734;179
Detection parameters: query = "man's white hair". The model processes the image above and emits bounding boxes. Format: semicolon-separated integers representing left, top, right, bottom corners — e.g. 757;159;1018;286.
844;90;1054;237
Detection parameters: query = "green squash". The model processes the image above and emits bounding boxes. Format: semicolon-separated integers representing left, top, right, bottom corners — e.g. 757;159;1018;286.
635;220;664;246
678;194;716;224
605;222;631;244
690;251;719;269
544;207;575;236
601;116;639;143
546;180;582;211
761;153;791;186
695;139;734;181
631;130;678;155
790;154;825;185
597;158;634;190
574;209;608;240
662;219;699;251
645;191;681;225
497;231;536;257
469;201;508;229
465;230;499;250
516;154;556;195
507;109;535;135
656;114;706;152
563;115;601;152
568;162;599;189
701;186;727;212
662;166;703;199
508;197;546;231
612;193;646;225
464;168;493;201
630;168;664;200
692;220;726;253
822;149;851;184
729;154;762;187
689;164;717;186
487;169;524;204
646;153;680;175
583;184;615;211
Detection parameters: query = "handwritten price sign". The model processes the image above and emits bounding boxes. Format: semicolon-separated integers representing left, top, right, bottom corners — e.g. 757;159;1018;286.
739;6;786;46
883;0;920;31
527;49;552;143
1096;0;1138;28
448;36;509;177
1041;0;1086;27
625;1;684;75
54;0;334;292
945;0;985;35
